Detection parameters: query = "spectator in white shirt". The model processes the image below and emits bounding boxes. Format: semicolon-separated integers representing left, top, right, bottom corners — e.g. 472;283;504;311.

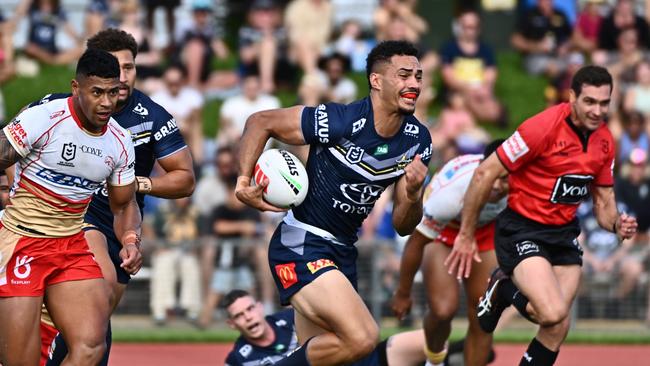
151;64;205;164
217;74;280;145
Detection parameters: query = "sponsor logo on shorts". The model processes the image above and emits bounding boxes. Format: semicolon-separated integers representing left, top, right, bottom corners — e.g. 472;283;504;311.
516;241;539;256
306;259;337;274
275;263;298;289
13;255;34;283
503;131;529;163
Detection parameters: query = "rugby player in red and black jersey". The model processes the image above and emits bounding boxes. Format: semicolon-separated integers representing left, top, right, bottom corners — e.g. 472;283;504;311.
446;65;638;366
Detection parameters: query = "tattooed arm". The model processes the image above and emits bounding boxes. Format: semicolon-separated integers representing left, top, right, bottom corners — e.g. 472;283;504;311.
0;128;22;171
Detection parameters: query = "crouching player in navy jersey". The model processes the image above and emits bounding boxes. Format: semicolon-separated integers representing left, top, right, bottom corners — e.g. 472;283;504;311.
235;40;433;365
223;289;428;366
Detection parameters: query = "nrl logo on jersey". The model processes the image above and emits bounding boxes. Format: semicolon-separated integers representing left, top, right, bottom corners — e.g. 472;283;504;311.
345;146;365;164
58;142;76;166
133;103;149;116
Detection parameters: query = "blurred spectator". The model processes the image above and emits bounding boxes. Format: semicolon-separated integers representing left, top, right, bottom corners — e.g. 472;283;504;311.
238;0;291;93
144;0;180;50
511;0;573;76
217;74;280;146
193;146;237;296
617;111;649;164
577;198;645;318
85;0;121;37
333;19;374;72
546;51;585;105
0;10;15;125
616;148;650;236
572;0;606;54
298;53;357;106
198;181;264;328
432;91;479;150
19;0;84;66
285;0;333;76
374;0;427;43
623;60;650;116
175;0;232;90
151;64;205;166
119;0;163;82
440;9;504;124
149;197;202;325
598;0;650;51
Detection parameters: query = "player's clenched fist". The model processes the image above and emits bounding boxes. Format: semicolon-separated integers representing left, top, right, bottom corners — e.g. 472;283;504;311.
404;154;427;201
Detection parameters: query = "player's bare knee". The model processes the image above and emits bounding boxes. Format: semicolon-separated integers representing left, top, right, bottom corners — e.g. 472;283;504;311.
68;340;106;365
536;301;568;326
343;323;379;360
429;298;458;322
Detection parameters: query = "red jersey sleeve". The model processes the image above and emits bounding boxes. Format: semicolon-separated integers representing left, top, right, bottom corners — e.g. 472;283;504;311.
594;133;615;186
496;109;553;172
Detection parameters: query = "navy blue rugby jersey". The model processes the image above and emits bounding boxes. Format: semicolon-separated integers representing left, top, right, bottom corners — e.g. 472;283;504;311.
291;97;433;245
224;309;298;366
29;90;187;221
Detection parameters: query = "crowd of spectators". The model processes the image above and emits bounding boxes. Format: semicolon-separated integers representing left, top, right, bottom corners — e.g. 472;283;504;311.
0;0;649;326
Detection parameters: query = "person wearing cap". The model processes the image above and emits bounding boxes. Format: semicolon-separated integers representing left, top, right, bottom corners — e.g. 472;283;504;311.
175;0;230;89
238;0;290;93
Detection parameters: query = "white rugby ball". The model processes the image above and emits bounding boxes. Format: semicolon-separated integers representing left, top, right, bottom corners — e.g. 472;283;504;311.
252;149;309;208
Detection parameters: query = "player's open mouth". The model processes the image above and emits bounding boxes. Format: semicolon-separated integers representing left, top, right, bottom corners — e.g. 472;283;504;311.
247;322;261;332
97;111;111;120
400;92;418;102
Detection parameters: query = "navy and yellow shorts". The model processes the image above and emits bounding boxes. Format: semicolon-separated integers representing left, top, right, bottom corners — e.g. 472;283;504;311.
268;222;358;306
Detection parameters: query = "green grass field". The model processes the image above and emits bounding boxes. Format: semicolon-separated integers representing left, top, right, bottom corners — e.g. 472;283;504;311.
111;326;650;344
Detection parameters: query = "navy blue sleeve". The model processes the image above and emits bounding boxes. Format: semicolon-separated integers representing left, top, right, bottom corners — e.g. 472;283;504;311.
439;40;456;65
301;102;349;146
224;350;241;366
28;93;71;108
151;107;188;159
273;309;295;325
416;124;433;168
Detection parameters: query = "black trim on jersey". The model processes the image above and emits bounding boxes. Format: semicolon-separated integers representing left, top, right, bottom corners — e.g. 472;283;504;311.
495;150;513;173
564;117;593;152
16;224;46;236
593;184;614;187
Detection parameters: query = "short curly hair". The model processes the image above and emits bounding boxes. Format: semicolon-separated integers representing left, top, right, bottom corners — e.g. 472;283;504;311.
365;40;419;88
76;48;119;79
87;28;138;59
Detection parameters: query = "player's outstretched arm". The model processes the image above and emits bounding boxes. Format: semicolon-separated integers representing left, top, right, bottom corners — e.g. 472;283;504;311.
392;155;428;236
108;182;143;275
236;106;305;212
446;153;506;279
592;186;638;241
138;148;195;199
392;230;431;320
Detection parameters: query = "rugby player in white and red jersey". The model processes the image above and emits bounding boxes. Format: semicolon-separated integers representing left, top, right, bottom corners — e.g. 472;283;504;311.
391;140;506;366
0;49;140;366
448;66;638;365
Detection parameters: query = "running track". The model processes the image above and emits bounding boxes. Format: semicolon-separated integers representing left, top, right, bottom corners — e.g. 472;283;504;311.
110;343;650;365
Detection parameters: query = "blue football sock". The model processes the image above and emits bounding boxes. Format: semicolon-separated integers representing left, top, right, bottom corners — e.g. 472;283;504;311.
275;337;313;365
